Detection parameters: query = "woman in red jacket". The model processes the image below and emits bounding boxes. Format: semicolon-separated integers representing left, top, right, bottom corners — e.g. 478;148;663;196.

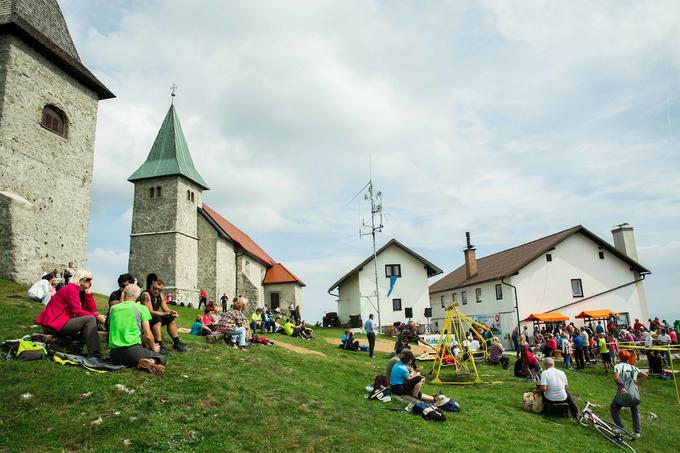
36;269;104;358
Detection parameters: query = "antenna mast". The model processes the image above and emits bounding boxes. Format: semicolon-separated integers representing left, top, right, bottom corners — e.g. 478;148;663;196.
360;162;384;331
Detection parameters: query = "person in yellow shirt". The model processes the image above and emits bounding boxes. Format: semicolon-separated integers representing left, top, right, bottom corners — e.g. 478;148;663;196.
250;308;262;333
598;332;611;374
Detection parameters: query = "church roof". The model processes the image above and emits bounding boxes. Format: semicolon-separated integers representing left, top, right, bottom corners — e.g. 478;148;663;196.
199;204;275;266
0;0;114;99
128;104;210;190
264;263;305;287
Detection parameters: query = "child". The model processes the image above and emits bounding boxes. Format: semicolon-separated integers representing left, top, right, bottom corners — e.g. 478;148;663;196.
608;334;618;364
561;334;573;370
191;315;212;336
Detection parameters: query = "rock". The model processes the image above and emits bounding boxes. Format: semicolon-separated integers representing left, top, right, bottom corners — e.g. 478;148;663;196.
21;393;32;400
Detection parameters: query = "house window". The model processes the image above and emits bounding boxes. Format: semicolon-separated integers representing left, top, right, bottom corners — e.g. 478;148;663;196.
599;251;605;260
392;298;402;311
40;105;67;137
385;264;401;277
440;295;445;308
495;284;503;300
546;253;552;262
155;186;161;197
475;288;482;303
571;279;583;297
461;291;467;305
149;187;155;198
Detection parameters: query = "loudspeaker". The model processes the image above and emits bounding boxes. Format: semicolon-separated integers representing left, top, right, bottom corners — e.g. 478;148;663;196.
405;307;413;319
424;308;432;318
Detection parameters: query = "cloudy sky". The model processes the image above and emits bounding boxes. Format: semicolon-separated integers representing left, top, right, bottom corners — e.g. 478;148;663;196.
61;0;679;322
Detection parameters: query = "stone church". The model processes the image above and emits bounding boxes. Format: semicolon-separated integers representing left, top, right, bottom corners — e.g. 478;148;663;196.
0;0;113;284
127;103;305;312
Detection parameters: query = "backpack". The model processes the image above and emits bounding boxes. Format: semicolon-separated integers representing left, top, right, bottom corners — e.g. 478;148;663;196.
3;338;47;361
615;364;641;406
438;400;461;413
412;402;446;421
373;374;388;389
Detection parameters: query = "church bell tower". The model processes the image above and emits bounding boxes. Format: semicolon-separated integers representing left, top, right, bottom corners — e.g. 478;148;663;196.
128;101;209;303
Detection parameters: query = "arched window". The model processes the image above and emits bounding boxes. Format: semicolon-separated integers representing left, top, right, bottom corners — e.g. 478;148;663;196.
190;192;195;203
186;190;191;201
149;187;155;198
156;186;161;197
40;105;67;137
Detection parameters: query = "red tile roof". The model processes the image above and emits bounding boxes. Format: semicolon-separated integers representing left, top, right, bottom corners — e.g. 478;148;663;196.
200;204;275;266
429;225;649;294
264;263;305;286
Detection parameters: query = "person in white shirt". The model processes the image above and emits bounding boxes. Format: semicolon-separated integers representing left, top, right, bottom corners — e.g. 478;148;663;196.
27;278;57;305
469;338;480;352
643;331;653;347
533;357;578;417
657;330;671;345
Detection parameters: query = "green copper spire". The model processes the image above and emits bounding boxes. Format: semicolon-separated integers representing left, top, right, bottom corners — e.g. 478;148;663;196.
128;104;209;190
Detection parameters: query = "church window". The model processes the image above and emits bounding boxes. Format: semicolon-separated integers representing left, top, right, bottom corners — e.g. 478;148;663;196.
149;187;155;198
187;190;191;201
190;192;195;203
40;105;67;137
156;186;161;197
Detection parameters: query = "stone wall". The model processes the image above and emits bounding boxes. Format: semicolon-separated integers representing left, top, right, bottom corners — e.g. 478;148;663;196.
128;175;199;305
0;35;99;283
264;282;302;314
215;235;236;300
235;254;266;312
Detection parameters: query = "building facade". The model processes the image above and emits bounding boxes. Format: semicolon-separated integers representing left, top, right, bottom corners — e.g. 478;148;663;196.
128;103;304;312
429;225;650;348
329;239;442;329
0;0;113;283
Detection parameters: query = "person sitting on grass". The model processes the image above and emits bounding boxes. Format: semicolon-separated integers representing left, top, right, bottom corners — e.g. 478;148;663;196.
341;330;360;351
544;334;557;357
216;299;249;349
140;279;186;354
191;315;213;336
273;317;285;334
27;277;57;305
389;350;435;402
36;269;104;360
285;320;312;340
487;337;509;369
108;284;166;375
533;357;578;418
250;308;262;333
598;332;611;374
521;340;541;381
386;347;411;382
201;309;216;331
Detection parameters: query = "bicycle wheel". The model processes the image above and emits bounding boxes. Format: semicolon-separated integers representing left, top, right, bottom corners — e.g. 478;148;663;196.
594;424;637;452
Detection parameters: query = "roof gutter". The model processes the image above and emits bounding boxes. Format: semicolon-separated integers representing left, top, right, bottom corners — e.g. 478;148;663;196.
547;272;649;314
501;278;521;333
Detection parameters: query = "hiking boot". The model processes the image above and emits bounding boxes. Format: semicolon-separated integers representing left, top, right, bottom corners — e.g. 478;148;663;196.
158;342;171;356
137;358;165;376
173;341;187;353
632;432;640;440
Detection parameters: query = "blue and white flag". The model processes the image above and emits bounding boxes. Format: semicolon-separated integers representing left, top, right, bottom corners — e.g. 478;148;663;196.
387;275;398;297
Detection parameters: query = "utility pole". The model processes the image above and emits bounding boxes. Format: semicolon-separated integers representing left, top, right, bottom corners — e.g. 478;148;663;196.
360;178;383;332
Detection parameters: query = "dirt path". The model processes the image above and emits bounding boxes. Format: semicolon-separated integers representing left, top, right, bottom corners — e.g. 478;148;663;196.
276;341;327;357
323;337;429;355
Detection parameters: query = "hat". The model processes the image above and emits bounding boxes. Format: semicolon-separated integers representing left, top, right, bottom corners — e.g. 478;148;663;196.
434;394;450;407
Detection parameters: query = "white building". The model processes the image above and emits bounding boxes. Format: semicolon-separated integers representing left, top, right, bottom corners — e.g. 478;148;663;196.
329;239;443;329
429;225;650;347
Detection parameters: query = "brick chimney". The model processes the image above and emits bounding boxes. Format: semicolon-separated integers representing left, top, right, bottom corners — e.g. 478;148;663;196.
611;223;639;262
463;232;478;279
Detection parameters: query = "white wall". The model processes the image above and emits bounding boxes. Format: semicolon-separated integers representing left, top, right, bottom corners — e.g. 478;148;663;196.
356;245;432;328
511;232;648;327
337;272;361;322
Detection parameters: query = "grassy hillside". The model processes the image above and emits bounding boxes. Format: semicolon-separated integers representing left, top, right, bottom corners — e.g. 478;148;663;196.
0;279;678;452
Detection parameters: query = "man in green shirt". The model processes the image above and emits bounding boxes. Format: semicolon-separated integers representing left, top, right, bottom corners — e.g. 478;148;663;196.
109;284;166;374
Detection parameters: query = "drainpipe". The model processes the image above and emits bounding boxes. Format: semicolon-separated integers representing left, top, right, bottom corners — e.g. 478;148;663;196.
501;278;521;332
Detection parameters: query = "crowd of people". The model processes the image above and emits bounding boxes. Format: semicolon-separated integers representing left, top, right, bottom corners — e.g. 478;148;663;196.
29;268;312;376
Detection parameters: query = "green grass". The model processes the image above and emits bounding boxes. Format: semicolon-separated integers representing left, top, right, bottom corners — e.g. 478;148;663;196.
0;279;678;452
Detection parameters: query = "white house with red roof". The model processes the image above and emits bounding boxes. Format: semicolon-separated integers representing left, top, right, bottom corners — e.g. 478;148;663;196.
127;103;304;312
429;225;650;347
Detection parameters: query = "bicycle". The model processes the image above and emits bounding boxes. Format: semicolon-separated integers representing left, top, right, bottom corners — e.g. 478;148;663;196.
577;401;637;452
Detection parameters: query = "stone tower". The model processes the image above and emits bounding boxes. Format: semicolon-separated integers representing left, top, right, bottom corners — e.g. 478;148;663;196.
0;0;113;283
128;103;209;303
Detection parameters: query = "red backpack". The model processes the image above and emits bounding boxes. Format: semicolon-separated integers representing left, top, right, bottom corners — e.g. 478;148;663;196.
373;374;388;389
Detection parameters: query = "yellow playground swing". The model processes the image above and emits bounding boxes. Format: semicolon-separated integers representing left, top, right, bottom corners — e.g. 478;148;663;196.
429;303;499;385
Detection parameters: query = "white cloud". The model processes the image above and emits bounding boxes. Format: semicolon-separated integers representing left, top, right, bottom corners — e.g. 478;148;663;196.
59;1;680;319
87;247;129;296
